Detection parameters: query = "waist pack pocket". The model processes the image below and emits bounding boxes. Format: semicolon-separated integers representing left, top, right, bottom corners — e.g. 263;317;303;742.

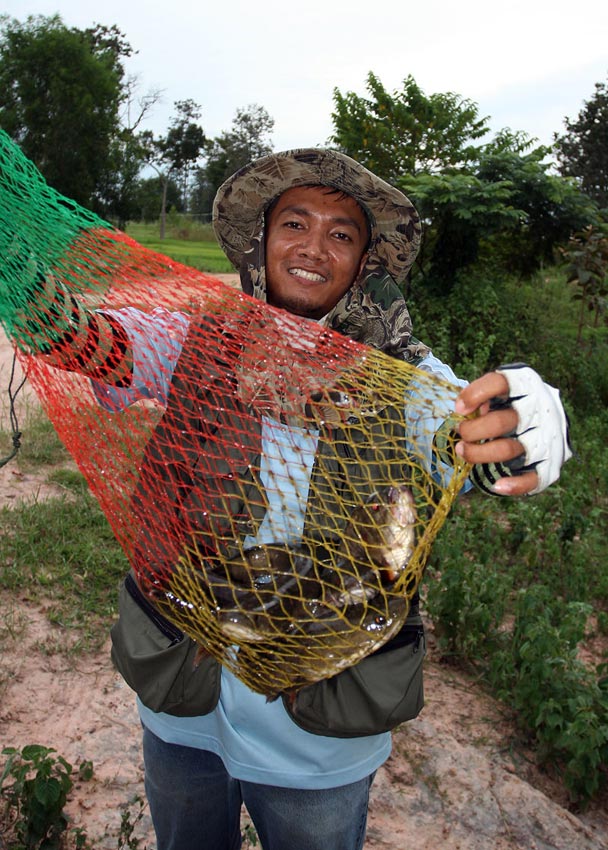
284;622;425;738
110;572;221;717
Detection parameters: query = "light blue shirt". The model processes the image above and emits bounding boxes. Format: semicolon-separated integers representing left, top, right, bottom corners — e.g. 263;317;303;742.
98;308;468;789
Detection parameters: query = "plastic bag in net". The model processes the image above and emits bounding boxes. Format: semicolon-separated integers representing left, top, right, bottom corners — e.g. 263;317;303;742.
0;131;470;695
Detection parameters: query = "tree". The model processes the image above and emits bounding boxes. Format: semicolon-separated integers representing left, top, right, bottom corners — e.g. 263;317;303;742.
560;225;608;342
400;169;519;285
400;132;599;287
132;175;182;222
554;79;608;209
144;99;206;238
330;72;489;183
94;77;162;227
193;104;274;217
476;134;600;276
330;74;599;287
0;14;130;207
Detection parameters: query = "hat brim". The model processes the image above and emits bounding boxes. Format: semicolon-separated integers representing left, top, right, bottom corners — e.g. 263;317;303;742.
212;149;421;285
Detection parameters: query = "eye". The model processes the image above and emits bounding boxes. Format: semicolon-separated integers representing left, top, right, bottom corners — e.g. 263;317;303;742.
333;231;352;242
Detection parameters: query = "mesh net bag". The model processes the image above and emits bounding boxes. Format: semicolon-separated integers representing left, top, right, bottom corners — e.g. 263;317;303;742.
0;131;471;695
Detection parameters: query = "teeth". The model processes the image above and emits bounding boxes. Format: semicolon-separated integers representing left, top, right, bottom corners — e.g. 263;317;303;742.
289;268;326;282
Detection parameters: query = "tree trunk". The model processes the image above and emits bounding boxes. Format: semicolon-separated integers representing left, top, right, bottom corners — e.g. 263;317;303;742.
160;178;168;240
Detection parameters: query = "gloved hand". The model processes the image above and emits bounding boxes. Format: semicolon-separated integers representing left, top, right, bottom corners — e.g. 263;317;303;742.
494;363;572;494
455;364;572;496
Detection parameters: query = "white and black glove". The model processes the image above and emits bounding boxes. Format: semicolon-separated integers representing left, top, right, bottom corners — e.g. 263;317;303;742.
470;363;572;496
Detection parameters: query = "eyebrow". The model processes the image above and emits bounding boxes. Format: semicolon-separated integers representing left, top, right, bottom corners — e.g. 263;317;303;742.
276;205;364;234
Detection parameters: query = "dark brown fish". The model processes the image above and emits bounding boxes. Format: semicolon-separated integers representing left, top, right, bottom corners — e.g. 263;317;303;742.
183;485;418;683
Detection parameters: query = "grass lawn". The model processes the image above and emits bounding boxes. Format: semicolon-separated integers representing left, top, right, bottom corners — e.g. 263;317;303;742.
126;221;234;274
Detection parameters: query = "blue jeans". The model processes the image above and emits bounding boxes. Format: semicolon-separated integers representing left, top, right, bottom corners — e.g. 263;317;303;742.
142;725;374;850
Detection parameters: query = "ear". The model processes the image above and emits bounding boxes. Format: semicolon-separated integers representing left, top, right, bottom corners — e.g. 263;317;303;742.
356;251;369;281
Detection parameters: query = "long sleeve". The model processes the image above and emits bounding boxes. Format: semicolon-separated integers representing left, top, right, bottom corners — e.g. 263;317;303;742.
404;352;473;493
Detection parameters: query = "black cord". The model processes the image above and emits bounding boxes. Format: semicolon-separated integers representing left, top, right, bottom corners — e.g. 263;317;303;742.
0;349;27;468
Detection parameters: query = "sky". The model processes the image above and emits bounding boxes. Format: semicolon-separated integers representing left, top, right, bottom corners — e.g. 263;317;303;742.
3;0;607;154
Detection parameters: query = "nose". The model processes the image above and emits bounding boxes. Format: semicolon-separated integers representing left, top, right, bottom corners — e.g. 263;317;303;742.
297;226;329;260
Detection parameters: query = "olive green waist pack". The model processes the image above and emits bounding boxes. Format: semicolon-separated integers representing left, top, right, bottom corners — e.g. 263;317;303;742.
110;571;425;736
110;572;221;717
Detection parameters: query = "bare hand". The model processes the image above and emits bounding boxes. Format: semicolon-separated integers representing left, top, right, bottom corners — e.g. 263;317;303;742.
454;372;538;496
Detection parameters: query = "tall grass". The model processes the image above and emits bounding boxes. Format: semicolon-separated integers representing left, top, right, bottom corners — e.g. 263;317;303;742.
0;417;128;651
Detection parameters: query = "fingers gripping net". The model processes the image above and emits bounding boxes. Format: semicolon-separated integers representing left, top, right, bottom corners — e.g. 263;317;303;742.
0;132;470;695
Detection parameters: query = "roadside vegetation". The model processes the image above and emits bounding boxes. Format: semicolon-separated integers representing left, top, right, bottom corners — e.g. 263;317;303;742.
415;260;608;804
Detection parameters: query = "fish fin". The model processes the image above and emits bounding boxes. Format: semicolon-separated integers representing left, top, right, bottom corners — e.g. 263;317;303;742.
193;644;210;669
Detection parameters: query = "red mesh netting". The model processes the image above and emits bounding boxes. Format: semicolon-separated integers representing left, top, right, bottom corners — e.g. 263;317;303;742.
0;132;470;694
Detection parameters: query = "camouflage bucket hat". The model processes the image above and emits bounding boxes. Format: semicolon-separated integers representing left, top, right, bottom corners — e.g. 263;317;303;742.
212;149;421;285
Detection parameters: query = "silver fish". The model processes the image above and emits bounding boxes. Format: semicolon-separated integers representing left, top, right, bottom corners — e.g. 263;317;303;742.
317;485;417;606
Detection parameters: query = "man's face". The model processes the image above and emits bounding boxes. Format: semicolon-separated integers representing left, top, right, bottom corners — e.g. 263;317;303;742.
265;186;369;320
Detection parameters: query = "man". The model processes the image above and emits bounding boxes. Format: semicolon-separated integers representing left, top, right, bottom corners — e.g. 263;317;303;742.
9;147;571;850
101;149;570;850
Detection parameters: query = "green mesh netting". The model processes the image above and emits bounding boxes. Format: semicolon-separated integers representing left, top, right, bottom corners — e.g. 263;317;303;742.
0;131;470;695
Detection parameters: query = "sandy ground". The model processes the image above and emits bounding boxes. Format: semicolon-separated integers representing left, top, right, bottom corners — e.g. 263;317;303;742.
1;279;607;849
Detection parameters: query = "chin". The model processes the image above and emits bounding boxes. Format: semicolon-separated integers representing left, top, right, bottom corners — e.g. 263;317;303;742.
269;294;323;320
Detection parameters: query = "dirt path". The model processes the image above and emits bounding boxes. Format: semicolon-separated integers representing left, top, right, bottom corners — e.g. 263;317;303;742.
2;598;607;850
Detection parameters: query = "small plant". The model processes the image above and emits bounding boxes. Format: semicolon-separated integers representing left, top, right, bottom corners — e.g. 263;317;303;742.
508;588;608;801
241;820;259;848
0;744;92;849
560;224;608;343
116;795;148;850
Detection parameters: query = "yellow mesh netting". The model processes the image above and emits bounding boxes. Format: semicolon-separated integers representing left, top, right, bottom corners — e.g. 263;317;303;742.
0;131;470;695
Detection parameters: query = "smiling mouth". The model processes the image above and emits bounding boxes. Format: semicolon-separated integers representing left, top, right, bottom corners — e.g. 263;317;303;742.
288;268;327;282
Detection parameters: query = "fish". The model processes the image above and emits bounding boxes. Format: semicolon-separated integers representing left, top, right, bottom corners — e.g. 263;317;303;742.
261;590;409;699
317;485;418;606
199;545;321;644
176;485;418;686
212;485;417;637
342;485;418;581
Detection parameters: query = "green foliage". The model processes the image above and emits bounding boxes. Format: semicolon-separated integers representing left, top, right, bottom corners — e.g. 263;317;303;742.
130;176;182;223
409;268;527;380
97;125;155;229
330;72;489;182
241;820;259;847
425;408;608;802
116;795;148;850
400;170;519;284
409;265;608;413
331;74;599;287
142;99;206;238
476;137;601;277
403;136;598;286
0;15;128;207
560;224;608;342
193;104;274;218
0;744;92;849
555;78;608;208
507;589;608;801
